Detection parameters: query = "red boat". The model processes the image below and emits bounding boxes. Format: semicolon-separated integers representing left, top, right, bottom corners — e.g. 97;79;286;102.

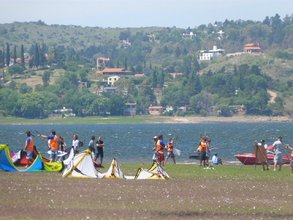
235;153;291;165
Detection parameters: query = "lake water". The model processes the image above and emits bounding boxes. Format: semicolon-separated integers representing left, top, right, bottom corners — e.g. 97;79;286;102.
0;122;292;163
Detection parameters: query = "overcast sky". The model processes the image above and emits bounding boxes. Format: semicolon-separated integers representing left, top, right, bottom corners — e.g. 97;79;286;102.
1;0;293;28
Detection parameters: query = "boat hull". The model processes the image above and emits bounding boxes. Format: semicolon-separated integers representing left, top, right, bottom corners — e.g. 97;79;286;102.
235;153;291;165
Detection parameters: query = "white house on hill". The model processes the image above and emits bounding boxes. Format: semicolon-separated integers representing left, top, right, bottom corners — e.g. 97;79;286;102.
199;45;225;61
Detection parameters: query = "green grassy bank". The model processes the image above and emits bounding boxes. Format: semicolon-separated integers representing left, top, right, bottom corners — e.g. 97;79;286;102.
0;116;166;125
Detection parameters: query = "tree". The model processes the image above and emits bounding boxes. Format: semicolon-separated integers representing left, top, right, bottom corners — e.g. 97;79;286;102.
42;71;51;87
19;83;33;94
33;43;40;67
20;45;25;66
0;50;3;67
13;45;17;64
5;43;10;67
189;91;214;115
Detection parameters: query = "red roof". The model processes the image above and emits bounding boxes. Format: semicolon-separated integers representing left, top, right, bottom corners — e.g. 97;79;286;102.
96;68;131;75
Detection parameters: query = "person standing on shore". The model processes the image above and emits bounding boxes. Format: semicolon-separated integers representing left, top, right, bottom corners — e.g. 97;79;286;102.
24;130;35;167
39;130;59;162
72;134;80;154
95;136;104;166
156;134;165;166
152;136;158;162
272;136;284;171
197;137;208;167
88;136;95;155
285;144;293;175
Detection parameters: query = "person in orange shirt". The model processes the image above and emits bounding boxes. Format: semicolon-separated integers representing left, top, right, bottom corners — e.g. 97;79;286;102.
39;130;59;162
165;137;176;164
197;137;208;167
24;130;35;167
156;135;165;166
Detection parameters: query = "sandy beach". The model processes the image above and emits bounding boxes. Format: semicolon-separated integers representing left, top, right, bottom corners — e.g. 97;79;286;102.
159;115;293;124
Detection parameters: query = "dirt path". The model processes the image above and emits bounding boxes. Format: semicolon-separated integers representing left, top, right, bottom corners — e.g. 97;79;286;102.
267;90;277;103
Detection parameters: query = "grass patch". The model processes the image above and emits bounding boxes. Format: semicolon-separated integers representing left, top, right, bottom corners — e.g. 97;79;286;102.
0;116;168;125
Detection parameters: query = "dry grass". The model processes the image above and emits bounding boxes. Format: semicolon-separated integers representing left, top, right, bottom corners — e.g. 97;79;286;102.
0;164;292;220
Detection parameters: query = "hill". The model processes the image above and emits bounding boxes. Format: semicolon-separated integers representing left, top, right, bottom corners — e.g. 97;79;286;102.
0;15;293;118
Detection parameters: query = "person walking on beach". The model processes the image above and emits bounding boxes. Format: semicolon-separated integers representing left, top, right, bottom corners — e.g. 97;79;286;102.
165;137;176;164
272;136;284;171
254;140;269;171
156;135;165;166
24;130;35;167
95;136;104;166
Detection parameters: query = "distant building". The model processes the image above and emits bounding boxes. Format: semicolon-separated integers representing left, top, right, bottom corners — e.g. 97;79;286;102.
120;39;131;48
169;72;183;79
182;31;195;39
97;57;110;69
148;106;163;116
98;86;117;95
96;68;133;76
107;76;120;86
199;45;225;61
243;43;261;53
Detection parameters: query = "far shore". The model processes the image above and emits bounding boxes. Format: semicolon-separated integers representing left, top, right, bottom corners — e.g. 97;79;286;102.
0;115;292;125
162;115;293;124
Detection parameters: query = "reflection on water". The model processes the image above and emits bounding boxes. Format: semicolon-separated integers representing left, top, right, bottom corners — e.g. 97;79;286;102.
0;123;292;163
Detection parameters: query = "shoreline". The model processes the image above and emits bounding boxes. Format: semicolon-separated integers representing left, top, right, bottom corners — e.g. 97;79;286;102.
0;115;292;125
160;115;293;124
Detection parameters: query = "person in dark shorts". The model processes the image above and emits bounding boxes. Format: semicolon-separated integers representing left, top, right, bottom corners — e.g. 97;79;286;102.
94;136;104;165
197;137;208;167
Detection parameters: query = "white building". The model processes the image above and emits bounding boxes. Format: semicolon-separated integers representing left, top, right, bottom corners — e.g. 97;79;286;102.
107;76;120;86
199;45;225;61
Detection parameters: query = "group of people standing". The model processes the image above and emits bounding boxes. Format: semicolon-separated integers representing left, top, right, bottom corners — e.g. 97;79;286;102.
24;130;105;166
255;136;293;174
152;134;176;166
196;136;222;167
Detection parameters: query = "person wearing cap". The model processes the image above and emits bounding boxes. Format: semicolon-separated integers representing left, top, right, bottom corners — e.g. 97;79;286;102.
272;136;284;171
254;139;269;171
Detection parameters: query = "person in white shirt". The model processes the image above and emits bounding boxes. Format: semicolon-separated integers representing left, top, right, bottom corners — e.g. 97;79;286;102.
72;134;79;154
212;153;222;165
272;136;284;171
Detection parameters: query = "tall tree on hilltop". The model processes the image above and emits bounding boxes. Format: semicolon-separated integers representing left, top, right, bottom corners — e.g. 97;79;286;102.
21;45;25;66
0;50;3;67
13;45;17;64
2;46;5;67
5;43;10;67
33;43;40;67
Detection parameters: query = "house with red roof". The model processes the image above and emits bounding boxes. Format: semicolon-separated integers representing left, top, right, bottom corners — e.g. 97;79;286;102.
243;43;261;53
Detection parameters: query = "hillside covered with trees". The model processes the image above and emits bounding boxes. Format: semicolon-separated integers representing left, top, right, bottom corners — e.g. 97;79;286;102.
0;14;293;118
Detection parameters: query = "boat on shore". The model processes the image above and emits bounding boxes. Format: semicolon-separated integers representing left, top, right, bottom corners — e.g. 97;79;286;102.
235;153;291;165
